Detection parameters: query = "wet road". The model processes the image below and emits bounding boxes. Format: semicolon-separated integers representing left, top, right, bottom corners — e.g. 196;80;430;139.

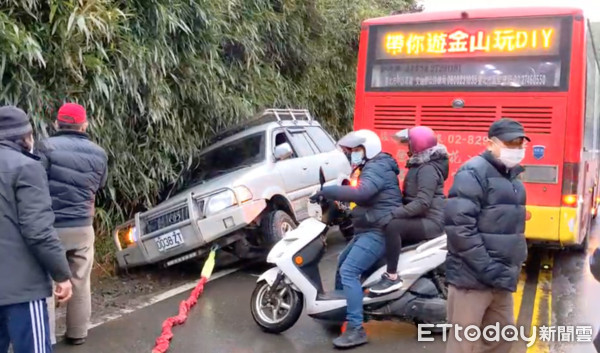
55;225;600;353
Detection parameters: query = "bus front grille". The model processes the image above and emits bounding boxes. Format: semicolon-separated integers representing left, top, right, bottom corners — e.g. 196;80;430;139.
501;106;553;134
421;105;496;132
372;103;553;135
373;105;416;130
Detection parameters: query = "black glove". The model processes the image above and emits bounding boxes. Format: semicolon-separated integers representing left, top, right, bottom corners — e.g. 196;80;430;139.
309;192;324;203
379;213;393;227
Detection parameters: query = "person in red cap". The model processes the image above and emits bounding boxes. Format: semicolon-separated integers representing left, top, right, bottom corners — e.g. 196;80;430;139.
37;102;108;346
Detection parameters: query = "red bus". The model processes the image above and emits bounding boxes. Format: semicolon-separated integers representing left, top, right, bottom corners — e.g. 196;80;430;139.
353;7;600;250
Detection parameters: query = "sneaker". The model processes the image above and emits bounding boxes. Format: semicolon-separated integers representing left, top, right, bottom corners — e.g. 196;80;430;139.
369;273;403;294
333;325;368;348
65;337;86;345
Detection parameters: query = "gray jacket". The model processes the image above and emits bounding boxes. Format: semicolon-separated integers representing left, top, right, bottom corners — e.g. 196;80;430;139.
38;130;108;228
0;141;72;306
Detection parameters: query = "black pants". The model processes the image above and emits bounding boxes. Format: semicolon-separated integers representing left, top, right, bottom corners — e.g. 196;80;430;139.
383;218;442;274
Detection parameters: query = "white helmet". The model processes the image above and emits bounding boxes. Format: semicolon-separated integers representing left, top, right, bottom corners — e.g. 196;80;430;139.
337;129;382;159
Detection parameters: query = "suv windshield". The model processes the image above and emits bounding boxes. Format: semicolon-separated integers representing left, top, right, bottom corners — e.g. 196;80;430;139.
193;132;266;182
164;132;266;199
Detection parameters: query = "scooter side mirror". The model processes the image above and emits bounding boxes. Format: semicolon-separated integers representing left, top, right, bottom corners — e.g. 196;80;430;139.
319;167;326;190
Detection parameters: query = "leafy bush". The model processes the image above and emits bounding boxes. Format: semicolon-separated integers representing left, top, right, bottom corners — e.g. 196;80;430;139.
0;0;421;269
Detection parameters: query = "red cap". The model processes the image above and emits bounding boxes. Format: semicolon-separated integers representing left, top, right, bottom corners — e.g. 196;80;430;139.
57;103;87;124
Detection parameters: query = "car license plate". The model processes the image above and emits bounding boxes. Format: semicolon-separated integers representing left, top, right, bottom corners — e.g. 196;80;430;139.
155;230;184;252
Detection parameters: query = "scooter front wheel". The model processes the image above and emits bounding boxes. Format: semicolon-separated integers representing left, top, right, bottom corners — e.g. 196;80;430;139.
251;280;304;334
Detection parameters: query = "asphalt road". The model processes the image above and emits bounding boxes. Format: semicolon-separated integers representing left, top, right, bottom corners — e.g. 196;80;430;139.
54;225;600;353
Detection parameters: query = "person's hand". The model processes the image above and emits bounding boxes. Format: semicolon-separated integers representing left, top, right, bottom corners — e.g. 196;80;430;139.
54;280;73;304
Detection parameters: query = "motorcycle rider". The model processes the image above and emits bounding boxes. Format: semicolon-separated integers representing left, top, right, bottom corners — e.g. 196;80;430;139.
369;126;449;294
310;129;402;349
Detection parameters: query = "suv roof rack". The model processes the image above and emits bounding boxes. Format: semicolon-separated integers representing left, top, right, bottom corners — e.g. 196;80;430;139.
259;108;313;123
210;108;315;143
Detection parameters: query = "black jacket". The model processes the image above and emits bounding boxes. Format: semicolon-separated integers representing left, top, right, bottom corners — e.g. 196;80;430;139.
444;151;528;292
319;152;403;234
0;141;71;306
38;130;108;228
392;144;449;231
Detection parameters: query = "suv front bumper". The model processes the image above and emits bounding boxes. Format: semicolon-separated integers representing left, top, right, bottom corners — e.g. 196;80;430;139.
116;199;267;269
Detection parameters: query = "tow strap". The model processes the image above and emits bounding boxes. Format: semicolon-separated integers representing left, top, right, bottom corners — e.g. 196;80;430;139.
151;247;217;353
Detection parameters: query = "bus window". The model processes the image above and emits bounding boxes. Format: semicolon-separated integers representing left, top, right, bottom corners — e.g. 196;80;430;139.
584;28;597;151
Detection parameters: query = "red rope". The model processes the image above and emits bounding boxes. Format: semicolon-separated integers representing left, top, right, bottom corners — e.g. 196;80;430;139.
151;276;208;353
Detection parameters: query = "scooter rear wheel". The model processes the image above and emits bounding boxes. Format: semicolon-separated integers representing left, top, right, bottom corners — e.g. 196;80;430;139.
251;280;303;334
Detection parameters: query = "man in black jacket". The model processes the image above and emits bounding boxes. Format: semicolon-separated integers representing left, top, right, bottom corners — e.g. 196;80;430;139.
0;106;73;353
38;103;108;346
444;118;529;353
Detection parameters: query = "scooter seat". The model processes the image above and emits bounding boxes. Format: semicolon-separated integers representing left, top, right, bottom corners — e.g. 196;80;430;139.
360;240;428;281
401;240;427;253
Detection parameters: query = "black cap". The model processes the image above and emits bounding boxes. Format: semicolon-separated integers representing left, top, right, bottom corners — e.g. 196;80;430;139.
0;106;32;141
488;118;530;142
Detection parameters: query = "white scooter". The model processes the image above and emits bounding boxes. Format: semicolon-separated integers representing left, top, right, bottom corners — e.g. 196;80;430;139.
251;168;448;334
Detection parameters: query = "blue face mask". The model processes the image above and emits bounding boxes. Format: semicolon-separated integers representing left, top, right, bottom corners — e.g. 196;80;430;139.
351;150;365;165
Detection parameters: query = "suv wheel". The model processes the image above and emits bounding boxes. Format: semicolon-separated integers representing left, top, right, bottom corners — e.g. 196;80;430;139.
261;210;296;245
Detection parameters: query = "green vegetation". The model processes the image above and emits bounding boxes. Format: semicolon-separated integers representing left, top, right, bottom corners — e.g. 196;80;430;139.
0;0;420;271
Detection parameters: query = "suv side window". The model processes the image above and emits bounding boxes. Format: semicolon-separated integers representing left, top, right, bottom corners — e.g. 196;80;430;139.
274;131;297;158
306;126;336;153
287;130;318;157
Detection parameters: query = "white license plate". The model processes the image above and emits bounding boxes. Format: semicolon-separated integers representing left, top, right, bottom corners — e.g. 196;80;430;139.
155;230;184;252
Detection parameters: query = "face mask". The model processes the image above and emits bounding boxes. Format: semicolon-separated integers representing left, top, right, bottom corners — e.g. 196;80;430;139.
351;150;365;165
498;148;525;168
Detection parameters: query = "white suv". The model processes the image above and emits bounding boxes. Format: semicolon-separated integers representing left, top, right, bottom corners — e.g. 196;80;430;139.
113;109;352;269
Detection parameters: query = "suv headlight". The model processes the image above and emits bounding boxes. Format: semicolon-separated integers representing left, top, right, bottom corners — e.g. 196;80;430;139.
115;223;138;250
206;190;237;215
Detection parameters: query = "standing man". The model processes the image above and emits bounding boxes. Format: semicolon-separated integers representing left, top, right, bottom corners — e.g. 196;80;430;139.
39;103;108;346
444;118;529;353
0;106;73;353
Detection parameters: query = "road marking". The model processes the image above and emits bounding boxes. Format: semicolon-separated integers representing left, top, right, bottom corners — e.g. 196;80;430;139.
513;270;528;321
88;266;241;330
527;252;553;353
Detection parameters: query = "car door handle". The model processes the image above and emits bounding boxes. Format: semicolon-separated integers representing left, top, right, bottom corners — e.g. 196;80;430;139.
302;167;308;170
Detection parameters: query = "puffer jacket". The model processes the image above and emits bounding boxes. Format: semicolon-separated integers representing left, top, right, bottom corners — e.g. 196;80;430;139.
0;141;71;306
392;144;449;231
37;130;108;228
319;152;403;234
444;150;528;292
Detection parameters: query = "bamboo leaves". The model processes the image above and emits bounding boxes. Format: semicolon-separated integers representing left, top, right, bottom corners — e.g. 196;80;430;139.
0;0;418;266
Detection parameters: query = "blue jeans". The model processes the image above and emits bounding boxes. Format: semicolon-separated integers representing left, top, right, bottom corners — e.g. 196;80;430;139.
334;231;386;329
0;299;52;353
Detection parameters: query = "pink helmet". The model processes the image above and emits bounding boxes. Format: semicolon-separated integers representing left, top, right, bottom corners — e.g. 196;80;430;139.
393;126;438;154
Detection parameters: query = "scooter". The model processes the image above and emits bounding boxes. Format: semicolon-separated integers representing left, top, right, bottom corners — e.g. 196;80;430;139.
250;168;448;334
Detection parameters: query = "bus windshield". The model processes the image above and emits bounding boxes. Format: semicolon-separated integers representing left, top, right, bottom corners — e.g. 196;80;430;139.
365;16;572;92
